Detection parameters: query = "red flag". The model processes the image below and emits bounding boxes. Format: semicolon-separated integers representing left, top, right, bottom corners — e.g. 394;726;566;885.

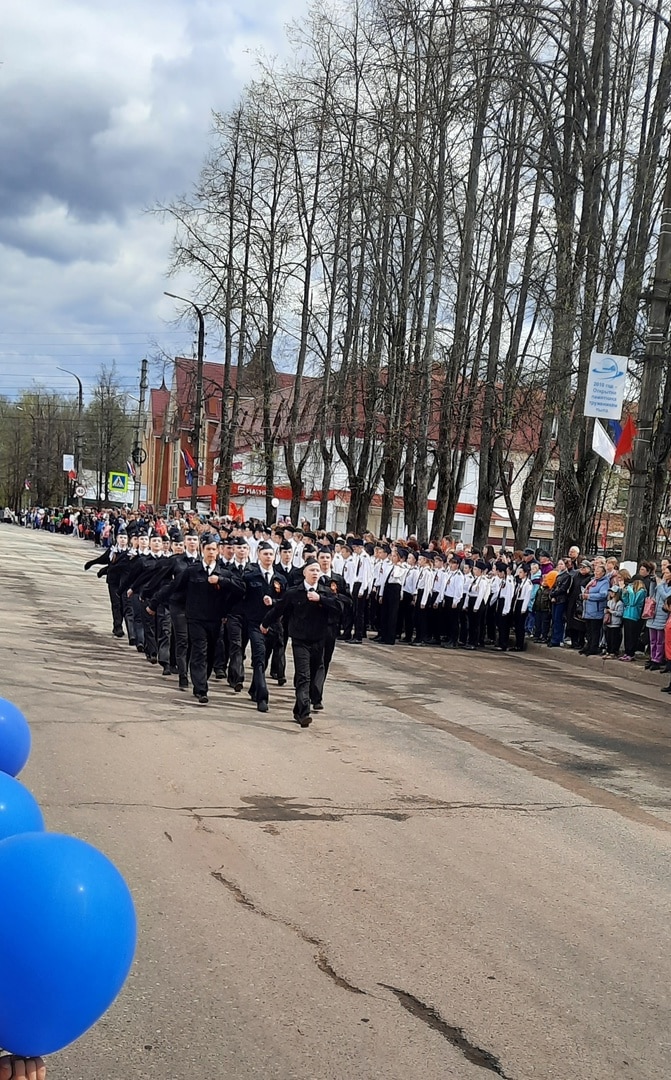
68;469;77;480
615;415;637;462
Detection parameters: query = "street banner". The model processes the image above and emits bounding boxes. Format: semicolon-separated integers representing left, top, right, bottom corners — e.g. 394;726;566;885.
592;419;616;465
584;351;627;419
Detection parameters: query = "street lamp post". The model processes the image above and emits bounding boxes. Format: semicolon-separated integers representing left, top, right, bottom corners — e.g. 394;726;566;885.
164;292;205;511
57;367;83;508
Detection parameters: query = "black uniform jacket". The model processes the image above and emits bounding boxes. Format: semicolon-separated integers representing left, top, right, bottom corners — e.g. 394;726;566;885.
261;583;340;642
241;565;287;625
168;559;245;624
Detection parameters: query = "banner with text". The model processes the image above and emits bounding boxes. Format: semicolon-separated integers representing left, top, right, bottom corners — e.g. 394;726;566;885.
584;351;627;420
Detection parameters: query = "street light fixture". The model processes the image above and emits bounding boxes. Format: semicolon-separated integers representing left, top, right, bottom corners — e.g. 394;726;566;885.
57;367;83;508
164;292;205;511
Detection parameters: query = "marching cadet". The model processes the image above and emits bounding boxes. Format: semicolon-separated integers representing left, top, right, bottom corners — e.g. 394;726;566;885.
125;532;162;658
151;531;200;688
213;535;237;681
238;540;286;713
166;533;244;704
225;539;251;692
260;558;340;727
316;547;350;675
428;552;447;644
104;533;131;639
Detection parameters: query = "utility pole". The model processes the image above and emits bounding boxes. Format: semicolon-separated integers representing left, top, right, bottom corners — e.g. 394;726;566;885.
57;367;83;508
132;359;149;511
164;293;205;511
623;158;671;560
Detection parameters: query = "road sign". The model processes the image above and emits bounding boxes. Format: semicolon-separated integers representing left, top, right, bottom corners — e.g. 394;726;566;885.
108;472;129;494
74;485;86;497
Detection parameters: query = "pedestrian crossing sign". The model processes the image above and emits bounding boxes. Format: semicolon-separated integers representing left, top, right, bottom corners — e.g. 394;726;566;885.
108;472;129;494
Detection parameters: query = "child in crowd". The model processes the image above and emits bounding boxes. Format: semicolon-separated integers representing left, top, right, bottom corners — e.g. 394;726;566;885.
604;585;624;657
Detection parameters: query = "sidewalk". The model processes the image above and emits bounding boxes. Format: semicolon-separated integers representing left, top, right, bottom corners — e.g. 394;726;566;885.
525;639;669;691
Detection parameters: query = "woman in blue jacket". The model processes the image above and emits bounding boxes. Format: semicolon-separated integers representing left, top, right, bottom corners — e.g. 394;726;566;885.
581;564;610;656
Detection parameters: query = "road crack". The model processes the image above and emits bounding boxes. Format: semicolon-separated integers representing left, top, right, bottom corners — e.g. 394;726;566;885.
211;869;365;995
379;983;512;1077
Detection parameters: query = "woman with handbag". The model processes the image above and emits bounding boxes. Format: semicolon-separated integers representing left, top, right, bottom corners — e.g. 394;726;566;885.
644;566;671;671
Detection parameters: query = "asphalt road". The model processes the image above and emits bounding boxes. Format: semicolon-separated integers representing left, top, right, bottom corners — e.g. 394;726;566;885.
1;526;670;1080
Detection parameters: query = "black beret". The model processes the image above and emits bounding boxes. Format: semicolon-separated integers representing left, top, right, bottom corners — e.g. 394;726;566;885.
475;560;488;571
279;540;293;551
257;540;274;551
495;560;508;572
171;532;184;543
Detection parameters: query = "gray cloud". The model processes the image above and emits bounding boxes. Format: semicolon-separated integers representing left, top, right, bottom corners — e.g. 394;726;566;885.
0;0;310;392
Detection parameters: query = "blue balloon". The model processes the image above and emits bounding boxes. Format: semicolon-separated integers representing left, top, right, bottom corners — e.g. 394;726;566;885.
0;699;31;776
0;832;137;1056
0;772;44;841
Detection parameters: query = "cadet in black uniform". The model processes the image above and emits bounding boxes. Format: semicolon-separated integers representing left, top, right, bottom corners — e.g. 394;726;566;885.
239;540;286;712
316;547;350;677
167;533;245;703
261;559;340;727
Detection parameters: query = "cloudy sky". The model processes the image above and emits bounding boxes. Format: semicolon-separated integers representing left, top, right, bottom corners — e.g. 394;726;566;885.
0;0;310;402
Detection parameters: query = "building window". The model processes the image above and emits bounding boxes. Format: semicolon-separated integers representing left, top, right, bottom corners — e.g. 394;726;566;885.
452;518;465;541
540;473;556;502
615;477;629;510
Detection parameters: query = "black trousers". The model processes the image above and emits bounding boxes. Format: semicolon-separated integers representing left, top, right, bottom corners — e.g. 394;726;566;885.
444;598;459;646
267;622;287;680
513;607;527;650
169;605;189;677
414;603;430;643
604;624;623;654
247;624;269;703
380;583;402;644
496;599;511;651
226;614;248;687
584;618;603;655
467;602;484;647
352;589;367;641
292;639;326;719
214;622;229;677
108;584;123;633
130;595;145;648
323;627;338;676
623;618;639;657
400;593;415;642
141;605;158;659
122;591;135;642
188;620;220;695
